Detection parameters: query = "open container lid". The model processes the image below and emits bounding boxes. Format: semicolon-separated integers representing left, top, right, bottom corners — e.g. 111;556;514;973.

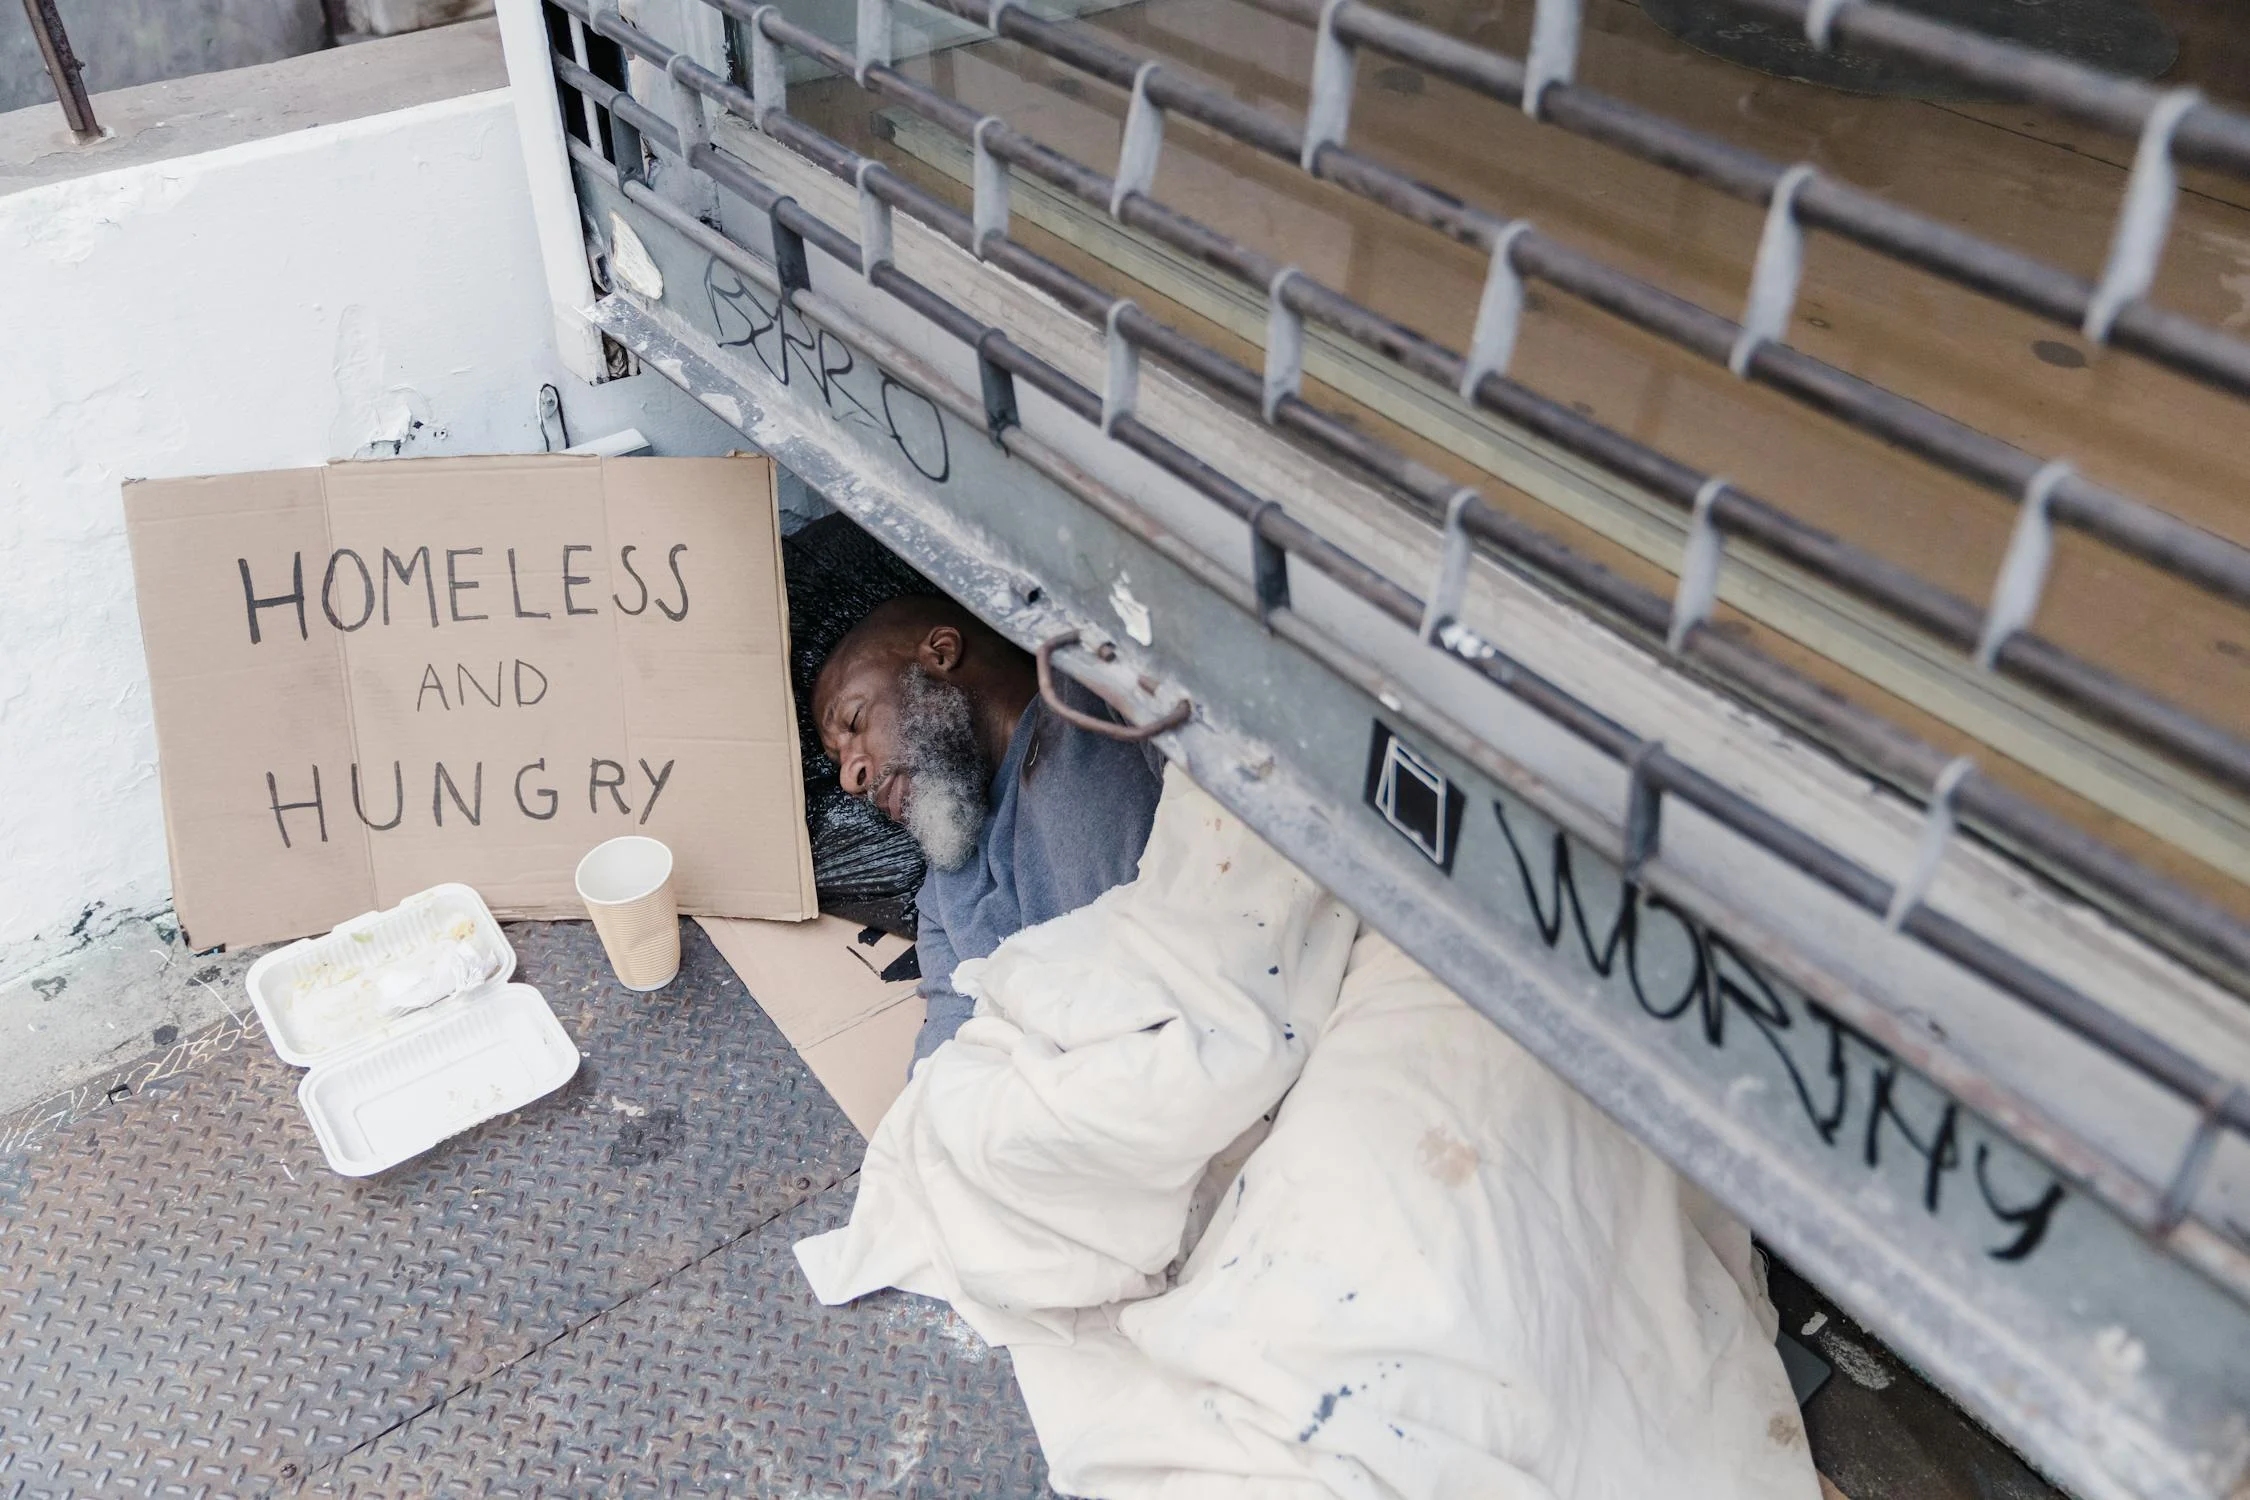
246;883;516;1067
246;883;580;1176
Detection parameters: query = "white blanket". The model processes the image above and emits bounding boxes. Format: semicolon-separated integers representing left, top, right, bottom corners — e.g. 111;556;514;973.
798;770;1819;1500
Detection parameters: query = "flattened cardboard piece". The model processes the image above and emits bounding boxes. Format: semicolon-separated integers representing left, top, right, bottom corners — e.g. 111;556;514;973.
801;998;925;1140
125;456;816;948
699;914;922;1136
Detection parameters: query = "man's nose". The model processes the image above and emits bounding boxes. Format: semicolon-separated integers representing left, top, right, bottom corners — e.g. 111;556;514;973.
839;747;873;797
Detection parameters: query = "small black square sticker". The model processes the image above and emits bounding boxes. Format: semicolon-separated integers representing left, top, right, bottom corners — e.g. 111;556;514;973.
1364;721;1465;873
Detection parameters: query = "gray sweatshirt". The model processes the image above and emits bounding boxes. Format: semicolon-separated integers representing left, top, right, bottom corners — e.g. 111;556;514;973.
912;678;1165;1062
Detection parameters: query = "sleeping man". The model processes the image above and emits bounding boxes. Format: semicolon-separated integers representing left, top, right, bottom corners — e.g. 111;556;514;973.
796;749;1820;1500
811;595;1165;1065
804;596;1818;1500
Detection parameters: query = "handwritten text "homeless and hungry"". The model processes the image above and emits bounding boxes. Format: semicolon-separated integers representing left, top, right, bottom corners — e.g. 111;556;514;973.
236;542;693;847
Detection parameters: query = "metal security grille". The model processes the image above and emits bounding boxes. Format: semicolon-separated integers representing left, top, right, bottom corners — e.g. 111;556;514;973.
512;1;2250;1495
552;0;2250;968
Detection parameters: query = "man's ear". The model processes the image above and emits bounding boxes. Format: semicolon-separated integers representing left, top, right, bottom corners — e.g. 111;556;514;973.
918;624;965;675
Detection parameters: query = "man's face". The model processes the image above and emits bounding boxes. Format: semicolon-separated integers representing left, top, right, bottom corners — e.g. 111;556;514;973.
816;641;916;821
815;643;989;870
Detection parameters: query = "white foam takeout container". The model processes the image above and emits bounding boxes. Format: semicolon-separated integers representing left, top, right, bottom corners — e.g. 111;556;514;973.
244;883;580;1177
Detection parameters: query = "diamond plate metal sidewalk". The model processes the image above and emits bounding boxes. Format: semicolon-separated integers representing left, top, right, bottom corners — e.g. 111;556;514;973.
0;920;1049;1499
309;1193;1048;1498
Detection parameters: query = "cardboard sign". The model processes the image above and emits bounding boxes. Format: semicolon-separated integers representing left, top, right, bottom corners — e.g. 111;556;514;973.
698;915;922;1136
124;455;816;949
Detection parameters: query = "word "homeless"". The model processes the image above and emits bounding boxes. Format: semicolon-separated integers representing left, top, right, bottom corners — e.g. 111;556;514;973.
236;542;690;638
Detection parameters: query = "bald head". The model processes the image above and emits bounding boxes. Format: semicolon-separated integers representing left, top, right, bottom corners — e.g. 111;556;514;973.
811;596;1036;850
815;597;983;712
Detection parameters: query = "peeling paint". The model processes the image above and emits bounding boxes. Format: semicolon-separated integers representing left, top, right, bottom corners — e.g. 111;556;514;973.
608;211;666;300
1110;572;1154;645
12;164;197;266
329;304;438;459
2093;1325;2148;1387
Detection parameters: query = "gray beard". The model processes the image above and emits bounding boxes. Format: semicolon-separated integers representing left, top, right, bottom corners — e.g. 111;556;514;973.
893;665;989;873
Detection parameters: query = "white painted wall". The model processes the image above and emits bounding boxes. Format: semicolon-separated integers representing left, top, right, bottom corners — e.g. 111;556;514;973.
0;87;756;987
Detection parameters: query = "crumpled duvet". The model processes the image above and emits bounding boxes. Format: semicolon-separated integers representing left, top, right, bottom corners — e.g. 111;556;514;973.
797;768;1819;1500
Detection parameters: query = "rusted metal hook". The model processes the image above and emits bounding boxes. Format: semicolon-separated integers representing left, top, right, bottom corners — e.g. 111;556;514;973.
1034;630;1191;742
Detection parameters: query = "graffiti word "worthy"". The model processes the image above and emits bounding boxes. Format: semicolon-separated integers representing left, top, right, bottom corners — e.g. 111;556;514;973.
1491;801;2068;1264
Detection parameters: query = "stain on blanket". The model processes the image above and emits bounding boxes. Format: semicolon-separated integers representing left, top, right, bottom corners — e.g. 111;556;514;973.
1298;1384;1356;1442
1417;1127;1479;1186
1766;1410;1807;1449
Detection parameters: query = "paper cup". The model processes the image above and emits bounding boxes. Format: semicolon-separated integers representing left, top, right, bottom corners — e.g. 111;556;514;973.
574;836;681;991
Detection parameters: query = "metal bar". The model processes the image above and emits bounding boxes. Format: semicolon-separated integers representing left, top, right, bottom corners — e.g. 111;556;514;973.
547;8;2250;996
21;0;98;141
543;6;2250;1129
566;15;605;156
1228;0;2250;403
932;6;2250;757
1249;501;1294;625
781;13;2250;802
1726;0;2250;180
925;0;2250;613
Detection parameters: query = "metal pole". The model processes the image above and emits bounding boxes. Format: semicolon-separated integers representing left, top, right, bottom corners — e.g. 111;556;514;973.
20;0;99;142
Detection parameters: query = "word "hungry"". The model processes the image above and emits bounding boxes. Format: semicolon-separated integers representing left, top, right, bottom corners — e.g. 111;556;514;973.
264;757;677;846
